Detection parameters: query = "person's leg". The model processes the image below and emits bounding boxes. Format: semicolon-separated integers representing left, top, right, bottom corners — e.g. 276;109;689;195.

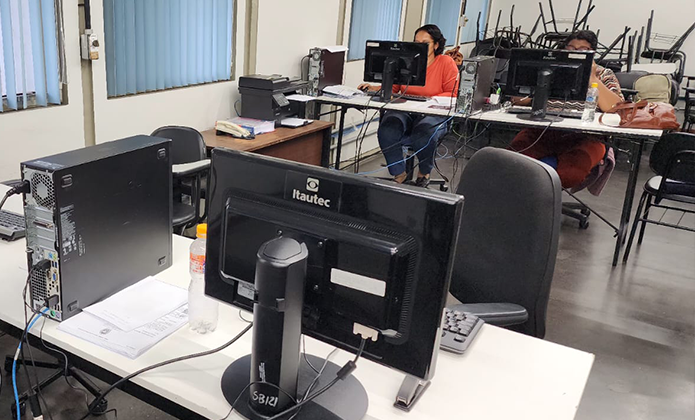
408;115;447;179
556;138;606;188
377;111;412;180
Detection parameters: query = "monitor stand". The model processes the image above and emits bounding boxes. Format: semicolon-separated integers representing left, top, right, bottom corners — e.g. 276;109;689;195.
515;68;563;123
220;237;368;420
372;57;407;104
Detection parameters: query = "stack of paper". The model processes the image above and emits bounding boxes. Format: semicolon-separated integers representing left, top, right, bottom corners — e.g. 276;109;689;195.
228;117;275;135
58;277;189;359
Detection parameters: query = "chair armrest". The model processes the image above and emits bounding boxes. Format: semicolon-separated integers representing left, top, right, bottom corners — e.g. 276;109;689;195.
172;160;210;178
447;303;529;327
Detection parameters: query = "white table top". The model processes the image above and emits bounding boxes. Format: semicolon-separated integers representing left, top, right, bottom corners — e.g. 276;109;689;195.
314;95;663;140
0;185;594;419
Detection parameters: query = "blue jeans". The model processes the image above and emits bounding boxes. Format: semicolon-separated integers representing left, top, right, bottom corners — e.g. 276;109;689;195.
377;111;447;176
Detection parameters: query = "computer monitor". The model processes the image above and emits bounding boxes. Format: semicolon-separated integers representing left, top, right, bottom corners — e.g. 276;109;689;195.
363;40;428;103
205;149;463;419
504;48;595;121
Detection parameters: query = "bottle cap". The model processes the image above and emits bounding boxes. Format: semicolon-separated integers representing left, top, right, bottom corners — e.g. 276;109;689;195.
196;223;207;239
591;82;598;88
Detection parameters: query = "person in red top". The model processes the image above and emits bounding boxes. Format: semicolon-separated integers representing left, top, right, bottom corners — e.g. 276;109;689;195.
359;24;459;187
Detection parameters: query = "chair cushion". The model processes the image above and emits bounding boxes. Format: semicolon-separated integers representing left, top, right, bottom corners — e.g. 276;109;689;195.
644;176;695;204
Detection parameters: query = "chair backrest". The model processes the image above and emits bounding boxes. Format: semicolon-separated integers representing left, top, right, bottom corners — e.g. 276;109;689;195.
151;126;206;165
615;70;649;91
650;132;695;199
450;148;562;338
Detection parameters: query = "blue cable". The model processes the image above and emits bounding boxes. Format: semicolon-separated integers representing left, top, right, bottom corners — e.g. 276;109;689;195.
13;307;49;420
357;113;459;176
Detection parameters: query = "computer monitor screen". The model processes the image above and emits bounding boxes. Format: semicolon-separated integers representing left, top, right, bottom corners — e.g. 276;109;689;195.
205;149;463;380
504;48;594;101
363;40;428;103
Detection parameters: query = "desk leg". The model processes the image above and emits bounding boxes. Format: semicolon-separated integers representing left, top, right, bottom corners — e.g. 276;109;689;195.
612;139;644;266
334;107;348;169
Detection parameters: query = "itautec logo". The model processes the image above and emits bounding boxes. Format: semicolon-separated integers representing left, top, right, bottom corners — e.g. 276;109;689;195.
292;177;331;208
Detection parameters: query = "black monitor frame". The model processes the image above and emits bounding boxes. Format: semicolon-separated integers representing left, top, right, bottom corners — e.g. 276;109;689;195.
504;48;594;121
205;149;463;380
363;40;428;103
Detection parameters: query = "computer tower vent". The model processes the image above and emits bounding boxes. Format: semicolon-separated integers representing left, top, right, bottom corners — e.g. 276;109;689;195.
30;268;48;304
29;172;55;210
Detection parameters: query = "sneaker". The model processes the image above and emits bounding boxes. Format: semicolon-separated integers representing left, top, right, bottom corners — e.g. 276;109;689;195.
414;176;430;188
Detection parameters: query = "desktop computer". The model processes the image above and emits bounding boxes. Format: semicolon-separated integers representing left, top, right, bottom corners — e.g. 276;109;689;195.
363;40;428;103
205;149;464;419
21;136;173;321
456;56;496;115
504;48;594;121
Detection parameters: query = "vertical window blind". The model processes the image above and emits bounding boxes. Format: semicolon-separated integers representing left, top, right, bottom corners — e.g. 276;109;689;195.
0;0;62;112
103;0;234;98
460;0;489;43
426;0;462;46
347;0;403;61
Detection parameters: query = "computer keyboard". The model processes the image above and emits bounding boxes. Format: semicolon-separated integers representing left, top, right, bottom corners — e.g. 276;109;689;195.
0;209;25;241
439;308;484;354
365;90;430;102
507;105;584;119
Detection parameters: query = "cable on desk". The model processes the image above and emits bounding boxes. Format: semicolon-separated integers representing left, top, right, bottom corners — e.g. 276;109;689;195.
77;323;253;420
0;180;30;211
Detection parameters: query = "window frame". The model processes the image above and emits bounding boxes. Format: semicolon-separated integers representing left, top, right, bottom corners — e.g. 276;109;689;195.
103;0;237;100
424;0;465;47
0;0;68;112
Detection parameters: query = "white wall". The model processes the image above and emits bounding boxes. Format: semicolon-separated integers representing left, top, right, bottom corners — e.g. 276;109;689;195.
88;0;247;143
255;0;341;77
488;0;695;76
0;1;85;181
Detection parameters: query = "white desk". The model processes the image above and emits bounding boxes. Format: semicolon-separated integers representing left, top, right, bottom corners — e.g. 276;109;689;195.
0;185;594;419
310;95;663;266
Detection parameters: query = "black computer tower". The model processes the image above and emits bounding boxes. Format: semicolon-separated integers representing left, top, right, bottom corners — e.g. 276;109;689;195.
21;136;173;321
456;56;496;115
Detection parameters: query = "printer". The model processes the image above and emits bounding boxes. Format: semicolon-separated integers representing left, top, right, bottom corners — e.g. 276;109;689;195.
238;74;308;124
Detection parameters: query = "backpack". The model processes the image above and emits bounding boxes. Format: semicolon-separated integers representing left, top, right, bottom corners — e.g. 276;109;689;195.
634;74;672;104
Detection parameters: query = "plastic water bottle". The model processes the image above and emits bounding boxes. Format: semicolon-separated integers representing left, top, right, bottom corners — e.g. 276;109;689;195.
581;82;599;123
188;224;218;333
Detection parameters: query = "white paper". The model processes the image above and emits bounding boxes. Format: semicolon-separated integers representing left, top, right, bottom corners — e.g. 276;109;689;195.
59;305;189;359
286;94;316;103
83;277;187;332
322;45;348;53
432;96;456;106
322;85;365;98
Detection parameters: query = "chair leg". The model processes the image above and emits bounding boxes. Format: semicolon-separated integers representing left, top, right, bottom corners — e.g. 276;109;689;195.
623;192;648;263
637;194;653;245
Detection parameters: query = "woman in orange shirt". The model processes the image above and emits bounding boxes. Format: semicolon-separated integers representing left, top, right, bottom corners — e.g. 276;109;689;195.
359;24;459;187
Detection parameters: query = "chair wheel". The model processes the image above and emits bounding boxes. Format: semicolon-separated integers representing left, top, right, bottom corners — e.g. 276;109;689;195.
579;220;590;229
581;208;590;216
94;399;109;413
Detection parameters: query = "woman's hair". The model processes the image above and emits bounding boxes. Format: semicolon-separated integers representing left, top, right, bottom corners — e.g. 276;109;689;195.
564;30;598;50
415;24;446;56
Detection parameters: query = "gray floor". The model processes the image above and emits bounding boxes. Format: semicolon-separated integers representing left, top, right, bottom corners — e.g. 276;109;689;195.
1;135;694;420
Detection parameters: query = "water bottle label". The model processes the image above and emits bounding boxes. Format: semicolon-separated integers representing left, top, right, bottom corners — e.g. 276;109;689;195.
190;253;205;274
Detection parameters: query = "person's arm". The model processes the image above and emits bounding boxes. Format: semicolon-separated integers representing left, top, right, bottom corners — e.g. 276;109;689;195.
438;56;460;97
592;63;623;112
357;83;380;92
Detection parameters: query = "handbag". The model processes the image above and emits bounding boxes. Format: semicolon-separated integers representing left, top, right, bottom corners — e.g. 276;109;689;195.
599;100;680;130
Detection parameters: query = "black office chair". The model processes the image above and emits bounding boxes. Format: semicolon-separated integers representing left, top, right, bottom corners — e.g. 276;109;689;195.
623;132;695;263
151;126;209;234
447;148;562;338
